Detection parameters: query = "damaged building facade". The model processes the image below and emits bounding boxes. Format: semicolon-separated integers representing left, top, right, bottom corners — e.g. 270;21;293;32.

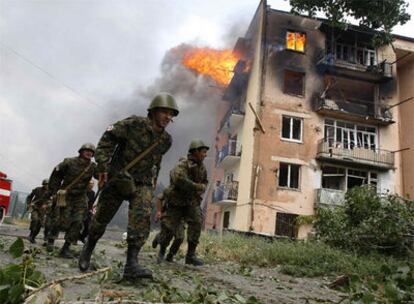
205;0;414;238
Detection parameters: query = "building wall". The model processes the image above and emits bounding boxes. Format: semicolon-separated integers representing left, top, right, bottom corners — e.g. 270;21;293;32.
395;39;414;198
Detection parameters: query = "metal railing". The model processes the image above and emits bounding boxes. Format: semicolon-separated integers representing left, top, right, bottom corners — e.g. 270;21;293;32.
217;139;242;164
317;140;394;167
213;181;239;203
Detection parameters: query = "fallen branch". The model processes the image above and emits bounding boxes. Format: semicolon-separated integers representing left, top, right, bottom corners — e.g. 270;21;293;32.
24;267;111;302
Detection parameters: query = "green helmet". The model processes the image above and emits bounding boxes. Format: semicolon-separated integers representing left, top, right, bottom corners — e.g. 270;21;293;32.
78;143;96;154
188;139;209;152
42;179;49;185
147;92;179;116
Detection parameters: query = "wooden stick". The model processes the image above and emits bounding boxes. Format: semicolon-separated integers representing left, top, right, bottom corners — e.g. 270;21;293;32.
248;102;266;134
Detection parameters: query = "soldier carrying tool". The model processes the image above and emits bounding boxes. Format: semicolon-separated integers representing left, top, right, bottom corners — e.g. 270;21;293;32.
78;92;179;281
157;139;209;266
46;143;97;258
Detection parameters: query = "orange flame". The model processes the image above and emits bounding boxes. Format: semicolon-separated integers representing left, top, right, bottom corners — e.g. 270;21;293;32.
182;47;240;85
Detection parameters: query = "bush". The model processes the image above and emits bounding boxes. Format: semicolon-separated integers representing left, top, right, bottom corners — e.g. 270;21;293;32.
315;186;414;256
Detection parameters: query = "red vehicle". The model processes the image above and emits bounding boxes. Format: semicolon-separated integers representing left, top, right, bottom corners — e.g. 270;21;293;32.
0;171;12;224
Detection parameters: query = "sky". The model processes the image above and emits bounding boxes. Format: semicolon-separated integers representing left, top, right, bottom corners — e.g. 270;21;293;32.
0;0;413;192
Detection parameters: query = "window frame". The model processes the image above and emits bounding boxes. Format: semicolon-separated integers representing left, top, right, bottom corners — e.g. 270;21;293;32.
281;115;303;143
286;30;306;53
278;162;301;190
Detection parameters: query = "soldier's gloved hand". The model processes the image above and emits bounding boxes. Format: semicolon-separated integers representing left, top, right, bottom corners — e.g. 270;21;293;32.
98;172;108;189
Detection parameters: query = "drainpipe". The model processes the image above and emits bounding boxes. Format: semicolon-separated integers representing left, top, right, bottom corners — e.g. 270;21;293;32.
250;164;261;231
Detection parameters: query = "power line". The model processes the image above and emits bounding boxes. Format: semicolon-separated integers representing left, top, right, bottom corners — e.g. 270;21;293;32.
0;41;105;111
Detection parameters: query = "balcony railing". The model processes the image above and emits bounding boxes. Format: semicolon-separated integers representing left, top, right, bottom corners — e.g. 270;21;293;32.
212;181;239;204
217;139;242;168
314;96;394;125
315;188;345;208
317;50;393;83
316;140;394;169
218;107;244;134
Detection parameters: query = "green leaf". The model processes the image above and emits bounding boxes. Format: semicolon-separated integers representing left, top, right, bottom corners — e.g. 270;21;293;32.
234;294;247;303
9;238;24;259
8;283;24;304
0;285;11;304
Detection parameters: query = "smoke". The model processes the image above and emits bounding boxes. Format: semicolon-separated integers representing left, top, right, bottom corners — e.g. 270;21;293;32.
98;44;226;185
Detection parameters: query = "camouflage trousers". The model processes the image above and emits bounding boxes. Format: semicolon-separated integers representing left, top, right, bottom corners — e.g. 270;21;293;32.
155;218;185;250
89;182;153;249
158;201;201;247
29;205;46;235
48;194;88;244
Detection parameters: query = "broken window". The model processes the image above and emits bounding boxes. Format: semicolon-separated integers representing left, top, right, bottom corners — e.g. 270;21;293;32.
275;212;298;238
286;31;306;52
284;70;305;96
324;119;377;151
281;116;303;142
321;166;378;191
279;163;300;189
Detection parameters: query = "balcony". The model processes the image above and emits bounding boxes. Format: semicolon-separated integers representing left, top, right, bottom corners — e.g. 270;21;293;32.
317;49;393;83
315;188;345;208
314;96;394;125
316;140;394;170
212;181;238;206
216;140;242;168
218;107;244;135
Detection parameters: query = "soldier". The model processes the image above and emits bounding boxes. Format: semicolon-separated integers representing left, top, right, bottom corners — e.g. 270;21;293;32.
26;179;50;244
79;180;96;243
46;143;97;258
157;140;208;266
78;93;179;281
152;187;186;263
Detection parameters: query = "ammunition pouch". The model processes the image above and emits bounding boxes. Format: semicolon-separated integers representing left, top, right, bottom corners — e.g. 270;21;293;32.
56;189;67;207
113;171;136;198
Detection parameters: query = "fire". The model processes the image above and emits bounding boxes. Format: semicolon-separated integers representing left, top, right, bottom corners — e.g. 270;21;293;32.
182;47;240;85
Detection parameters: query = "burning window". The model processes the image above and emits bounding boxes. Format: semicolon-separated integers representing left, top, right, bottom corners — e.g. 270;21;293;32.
282;116;303;142
278;163;300;189
284;70;305;96
286;31;306;52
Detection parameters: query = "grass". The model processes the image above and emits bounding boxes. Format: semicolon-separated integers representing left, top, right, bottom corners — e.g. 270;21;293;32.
196;231;405;278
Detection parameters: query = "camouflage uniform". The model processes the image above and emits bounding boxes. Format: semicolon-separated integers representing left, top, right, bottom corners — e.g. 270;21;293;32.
81;116;172;277
153;187;185;261
158;154;208;263
79;189;95;242
47;156;97;249
26;185;49;243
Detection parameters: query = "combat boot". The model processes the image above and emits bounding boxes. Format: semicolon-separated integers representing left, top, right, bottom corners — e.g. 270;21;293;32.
123;246;153;280
166;238;183;262
28;232;36;244
46;239;55;252
185;242;204;266
157;245;166;264
78;237;98;272
59;241;73;259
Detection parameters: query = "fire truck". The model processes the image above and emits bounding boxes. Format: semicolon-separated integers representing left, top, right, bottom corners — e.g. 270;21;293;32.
0;171;12;224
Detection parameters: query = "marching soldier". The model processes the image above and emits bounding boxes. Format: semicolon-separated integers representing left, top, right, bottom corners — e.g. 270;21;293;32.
26;179;50;244
46;143;97;258
157;139;208;266
79;92;179;281
152;187;185;263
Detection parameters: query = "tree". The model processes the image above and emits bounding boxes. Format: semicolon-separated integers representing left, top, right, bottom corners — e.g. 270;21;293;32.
290;0;411;45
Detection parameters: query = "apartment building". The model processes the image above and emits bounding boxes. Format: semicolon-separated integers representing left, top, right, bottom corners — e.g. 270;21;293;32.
205;0;414;239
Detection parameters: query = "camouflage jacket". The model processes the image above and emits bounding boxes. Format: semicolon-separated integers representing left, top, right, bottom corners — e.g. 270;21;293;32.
169;155;208;205
26;186;49;208
49;157;97;196
95;116;172;185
